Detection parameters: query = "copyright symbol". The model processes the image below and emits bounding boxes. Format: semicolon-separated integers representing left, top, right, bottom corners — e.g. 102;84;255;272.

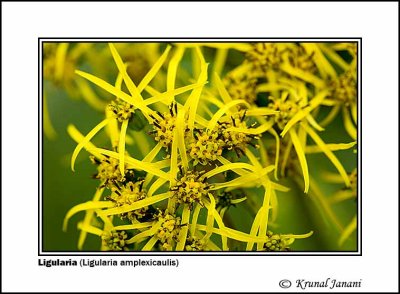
279;279;292;289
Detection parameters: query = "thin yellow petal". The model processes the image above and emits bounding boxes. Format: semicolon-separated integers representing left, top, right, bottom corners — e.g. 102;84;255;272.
203;193;216;241
343;107;357;140
186;54;208;131
305;141;356;154
212;48;228;85
69;43;92;60
138;45;172;92
104;73;124;147
105;108;120;148
351;103;357;125
63;201;114;231
246;206;265;250
318;43;350;72
319;105;341;127
306;114;325;131
308;176;343;232
258;184;273;250
176;108;189;170
282;230;314;239
196;225;267;243
257;137;269;168
339;216;357;246
75;70;150;116
281;63;325;88
321;99;337;106
256;83;292;94
302;43;337;79
70;118;111;171
67;124;104;159
201;91;226;108
203;162;256;179
142;236;159;251
217;156;247;176
96;213;115;230
280;138;293;177
329;190;355;204
217;210;229;251
169;126;179;184
147;178;168;197
270;181;290;192
245;108;279;116
231;197;247;205
190;203;202;236
144;83;205;106
43;92;57;140
214;72;234;105
268;128;280;180
77;222;103;237
77;186;105;250
303;124;351;186
143;142;163;162
114;222;154;231
176;204;190;251
207;205;230;250
93;148;170;180
118;120;129;176
55;43;69;81
165;46;184;99
98;192;171;217
187;43;252;52
204;238;222;251
244;147;262;170
108;43;143;101
212;166;274;190
226;120;274;135
289;128;309;193
322;172;346;183
281;90;329;137
270;189;279;223
126;222;162;244
191;47;200;78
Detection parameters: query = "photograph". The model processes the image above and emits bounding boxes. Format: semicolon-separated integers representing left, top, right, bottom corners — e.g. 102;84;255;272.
42;40;358;253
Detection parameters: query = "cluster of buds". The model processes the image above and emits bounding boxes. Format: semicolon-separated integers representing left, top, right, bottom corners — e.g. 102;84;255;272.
185;235;205;251
189;129;223;166
108;99;135;122
329;71;357;107
155;210;182;251
215;190;242;210
188;110;260;165
246;43;285;73
218;110;260;156
170;170;211;207
286;45;317;73
107;180;148;221
266;95;302;130
223;72;258;103
101;231;128;251
263;231;292;252
149;102;179;148
90;155;125;188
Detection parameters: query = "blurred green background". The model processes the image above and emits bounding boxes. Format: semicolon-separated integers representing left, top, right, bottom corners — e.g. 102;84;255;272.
42;43;357;252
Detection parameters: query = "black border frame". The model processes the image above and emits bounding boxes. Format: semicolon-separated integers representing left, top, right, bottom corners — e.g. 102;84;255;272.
38;37;362;256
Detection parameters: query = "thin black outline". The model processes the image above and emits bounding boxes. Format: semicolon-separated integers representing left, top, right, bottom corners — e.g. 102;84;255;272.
39;37;361;257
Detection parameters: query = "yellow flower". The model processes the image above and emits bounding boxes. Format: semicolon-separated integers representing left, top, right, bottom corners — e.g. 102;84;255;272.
60;42;356;252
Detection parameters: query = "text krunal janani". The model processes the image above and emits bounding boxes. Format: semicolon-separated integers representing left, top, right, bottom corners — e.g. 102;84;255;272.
296;278;362;290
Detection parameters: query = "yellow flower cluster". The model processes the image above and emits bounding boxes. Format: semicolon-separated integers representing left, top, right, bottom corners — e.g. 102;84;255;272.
57;41;357;251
